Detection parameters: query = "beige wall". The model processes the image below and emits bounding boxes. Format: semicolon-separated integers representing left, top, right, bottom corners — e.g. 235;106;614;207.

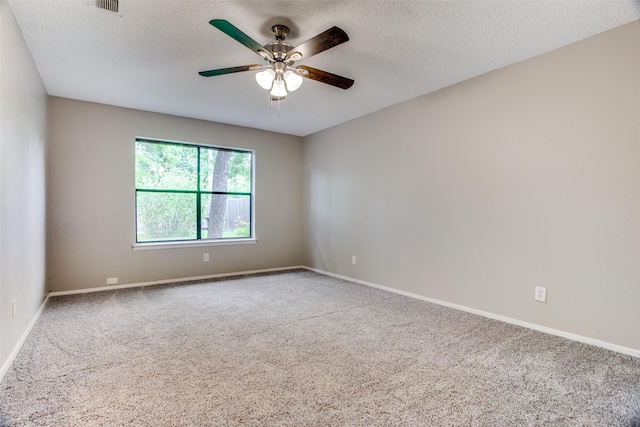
0;1;49;367
303;21;640;350
47;98;303;291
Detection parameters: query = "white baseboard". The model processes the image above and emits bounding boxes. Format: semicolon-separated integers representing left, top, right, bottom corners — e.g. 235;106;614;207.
0;294;50;384
49;265;306;296
303;266;640;359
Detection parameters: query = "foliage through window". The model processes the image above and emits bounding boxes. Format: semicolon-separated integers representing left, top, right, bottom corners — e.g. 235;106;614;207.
135;138;253;243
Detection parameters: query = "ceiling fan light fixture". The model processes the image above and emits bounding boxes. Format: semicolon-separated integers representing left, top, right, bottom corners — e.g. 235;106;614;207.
200;20;354;105
255;68;275;90
284;70;303;92
270;76;287;97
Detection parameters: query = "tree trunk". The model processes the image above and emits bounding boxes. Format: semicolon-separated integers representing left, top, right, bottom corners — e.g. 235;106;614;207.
207;151;232;238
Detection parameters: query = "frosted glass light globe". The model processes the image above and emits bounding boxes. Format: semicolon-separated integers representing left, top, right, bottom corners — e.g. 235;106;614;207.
255;69;275;90
284;70;303;92
270;77;287;97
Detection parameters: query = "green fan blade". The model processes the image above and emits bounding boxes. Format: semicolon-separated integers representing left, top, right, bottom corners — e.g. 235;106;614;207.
210;20;271;59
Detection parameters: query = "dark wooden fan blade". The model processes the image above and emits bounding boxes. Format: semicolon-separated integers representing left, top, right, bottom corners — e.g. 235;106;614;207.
199;65;260;77
297;66;354;90
209;19;271;59
288;26;349;61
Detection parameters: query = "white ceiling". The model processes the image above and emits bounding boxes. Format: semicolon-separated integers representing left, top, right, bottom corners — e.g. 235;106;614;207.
9;1;640;137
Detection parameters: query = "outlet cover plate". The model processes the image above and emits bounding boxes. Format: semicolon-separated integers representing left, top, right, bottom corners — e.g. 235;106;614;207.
535;286;547;302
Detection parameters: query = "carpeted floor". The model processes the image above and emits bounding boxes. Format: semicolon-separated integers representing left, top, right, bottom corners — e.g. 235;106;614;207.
1;270;639;426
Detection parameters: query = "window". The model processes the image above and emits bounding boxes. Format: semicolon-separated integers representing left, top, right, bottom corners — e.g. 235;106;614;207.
135;138;253;244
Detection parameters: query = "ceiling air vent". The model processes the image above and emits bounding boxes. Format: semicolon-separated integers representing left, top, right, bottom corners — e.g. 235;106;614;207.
95;0;118;13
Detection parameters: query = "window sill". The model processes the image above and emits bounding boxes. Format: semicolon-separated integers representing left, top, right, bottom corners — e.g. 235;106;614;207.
133;238;257;251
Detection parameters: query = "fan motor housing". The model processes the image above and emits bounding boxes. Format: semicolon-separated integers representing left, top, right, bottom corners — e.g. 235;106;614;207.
265;25;293;62
265;42;293;61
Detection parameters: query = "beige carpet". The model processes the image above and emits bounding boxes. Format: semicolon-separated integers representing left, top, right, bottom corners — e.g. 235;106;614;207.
1;270;639;426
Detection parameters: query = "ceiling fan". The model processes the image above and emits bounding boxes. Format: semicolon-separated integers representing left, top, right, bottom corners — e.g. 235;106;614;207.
199;20;354;101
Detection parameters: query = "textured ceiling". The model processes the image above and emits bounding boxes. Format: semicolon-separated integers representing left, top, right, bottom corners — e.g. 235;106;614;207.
9;1;640;136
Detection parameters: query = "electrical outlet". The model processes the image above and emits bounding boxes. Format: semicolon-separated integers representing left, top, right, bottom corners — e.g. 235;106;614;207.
106;277;118;285
535;286;547;303
12;300;17;319
352;255;357;265
204;253;209;262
